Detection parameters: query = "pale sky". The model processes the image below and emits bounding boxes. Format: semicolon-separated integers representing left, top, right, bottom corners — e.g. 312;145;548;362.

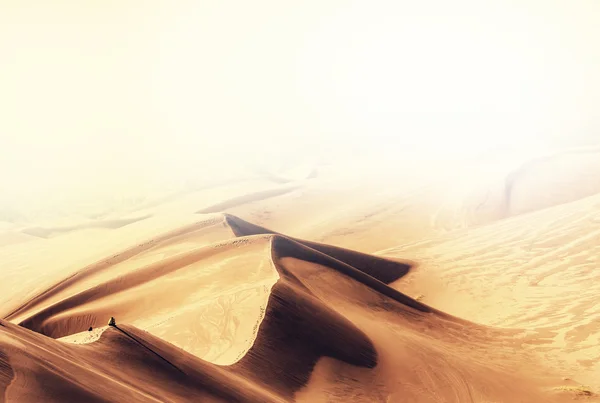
1;0;599;212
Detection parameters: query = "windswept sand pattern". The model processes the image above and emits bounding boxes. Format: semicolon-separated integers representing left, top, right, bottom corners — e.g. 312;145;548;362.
4;216;232;321
3;148;600;401
3;0;600;399
9;215;417;361
0;212;587;402
384;190;600;390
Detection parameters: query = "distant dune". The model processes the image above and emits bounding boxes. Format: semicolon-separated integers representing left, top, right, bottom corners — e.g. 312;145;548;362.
425;146;600;232
20;214;152;239
196;187;300;214
505;147;600;215
0;231;36;248
1;212;586;402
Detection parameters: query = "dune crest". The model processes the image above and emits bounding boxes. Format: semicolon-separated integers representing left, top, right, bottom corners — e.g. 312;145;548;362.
0;213;581;402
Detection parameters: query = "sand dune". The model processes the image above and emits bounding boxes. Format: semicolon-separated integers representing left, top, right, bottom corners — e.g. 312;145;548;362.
505;147;600;216
0;319;283;402
1;209;590;402
2;149;600;401
0;231;36;249
196;187;300;214
383;189;600;392
20;214;152;239
8;215;418;358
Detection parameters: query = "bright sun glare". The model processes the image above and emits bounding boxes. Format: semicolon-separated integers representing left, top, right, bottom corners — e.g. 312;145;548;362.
156;1;596;162
1;0;599;206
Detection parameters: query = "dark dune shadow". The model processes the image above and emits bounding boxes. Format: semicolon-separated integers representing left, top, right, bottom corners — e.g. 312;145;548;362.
271;236;431;313
224;214;414;284
230;280;377;398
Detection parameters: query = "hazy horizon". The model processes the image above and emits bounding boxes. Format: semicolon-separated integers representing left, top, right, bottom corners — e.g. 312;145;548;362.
2;0;599;215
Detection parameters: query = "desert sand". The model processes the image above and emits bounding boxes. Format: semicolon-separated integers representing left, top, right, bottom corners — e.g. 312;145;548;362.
3;0;600;400
0;147;599;402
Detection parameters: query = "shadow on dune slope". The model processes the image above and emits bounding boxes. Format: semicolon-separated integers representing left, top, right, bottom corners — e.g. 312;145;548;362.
10;214;420;338
1;214;577;402
0;319;282;403
2;214;432;401
4;216;229;322
1;222;401;401
224;214;414;284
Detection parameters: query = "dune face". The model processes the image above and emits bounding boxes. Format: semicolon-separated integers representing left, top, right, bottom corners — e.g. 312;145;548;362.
0;320;282;403
4;0;600;397
0;207;587;402
385;188;600;392
2;148;600;401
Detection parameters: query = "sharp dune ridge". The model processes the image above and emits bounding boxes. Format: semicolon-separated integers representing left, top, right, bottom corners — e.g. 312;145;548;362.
3;146;600;401
223;214;416;285
12;214;423;340
0;319;284;402
1;214;422;401
4;216;228;322
1;211;585;402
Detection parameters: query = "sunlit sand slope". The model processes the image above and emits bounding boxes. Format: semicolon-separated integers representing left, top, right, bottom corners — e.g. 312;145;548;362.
1;213;584;402
2;149;600;401
384;189;600;393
